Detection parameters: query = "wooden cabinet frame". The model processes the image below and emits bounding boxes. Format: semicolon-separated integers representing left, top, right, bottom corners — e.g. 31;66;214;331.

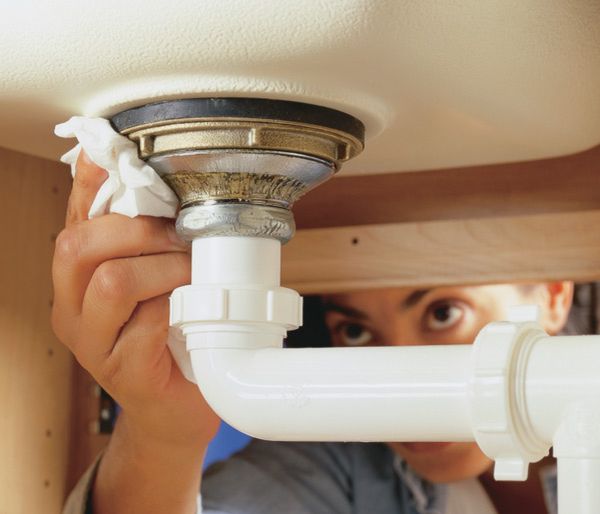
285;144;600;292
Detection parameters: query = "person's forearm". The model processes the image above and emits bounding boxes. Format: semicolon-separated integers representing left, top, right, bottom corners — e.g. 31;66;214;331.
92;413;209;514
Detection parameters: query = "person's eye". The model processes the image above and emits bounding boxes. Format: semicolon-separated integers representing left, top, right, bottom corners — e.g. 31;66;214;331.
423;301;464;332
336;322;374;346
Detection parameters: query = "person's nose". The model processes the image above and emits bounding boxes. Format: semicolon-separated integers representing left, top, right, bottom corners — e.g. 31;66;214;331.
381;323;420;347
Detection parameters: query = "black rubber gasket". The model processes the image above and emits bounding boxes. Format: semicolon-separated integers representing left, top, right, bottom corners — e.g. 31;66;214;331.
111;97;364;143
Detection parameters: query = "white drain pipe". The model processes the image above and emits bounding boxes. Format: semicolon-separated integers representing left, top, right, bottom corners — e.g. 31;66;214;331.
528;338;600;514
170;236;600;514
191;344;473;441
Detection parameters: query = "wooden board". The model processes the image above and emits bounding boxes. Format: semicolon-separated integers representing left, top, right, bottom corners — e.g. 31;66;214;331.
285;144;600;293
294;144;600;229
0;147;73;513
283;210;600;294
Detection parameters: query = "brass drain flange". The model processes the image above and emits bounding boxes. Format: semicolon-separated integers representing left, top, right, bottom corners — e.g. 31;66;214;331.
111;98;365;242
112;97;364;164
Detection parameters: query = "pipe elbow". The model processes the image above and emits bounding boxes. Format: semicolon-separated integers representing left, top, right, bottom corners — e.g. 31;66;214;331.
190;347;287;440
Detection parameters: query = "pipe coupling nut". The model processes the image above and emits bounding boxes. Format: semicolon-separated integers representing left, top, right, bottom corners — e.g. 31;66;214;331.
176;203;295;243
170;285;303;349
470;318;550;481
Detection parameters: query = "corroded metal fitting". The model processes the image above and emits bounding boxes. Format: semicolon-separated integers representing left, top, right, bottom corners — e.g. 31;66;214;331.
162;170;305;209
177;204;295;242
111;98;364;242
146;150;335;210
124;118;361;163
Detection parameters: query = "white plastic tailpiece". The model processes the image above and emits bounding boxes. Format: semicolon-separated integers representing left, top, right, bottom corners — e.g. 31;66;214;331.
169;239;600;514
170;236;302;352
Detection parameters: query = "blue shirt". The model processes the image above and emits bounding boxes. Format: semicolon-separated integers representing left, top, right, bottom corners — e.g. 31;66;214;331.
202;440;446;514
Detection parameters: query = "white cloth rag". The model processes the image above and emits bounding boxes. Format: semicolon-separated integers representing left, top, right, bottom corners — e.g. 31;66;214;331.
55;116;178;219
55;116;195;382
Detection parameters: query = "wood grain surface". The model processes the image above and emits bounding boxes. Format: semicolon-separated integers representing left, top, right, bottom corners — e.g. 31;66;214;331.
294;144;600;229
0;147;73;513
283;210;600;294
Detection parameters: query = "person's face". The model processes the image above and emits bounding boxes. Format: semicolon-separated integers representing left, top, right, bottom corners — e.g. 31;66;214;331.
322;283;572;483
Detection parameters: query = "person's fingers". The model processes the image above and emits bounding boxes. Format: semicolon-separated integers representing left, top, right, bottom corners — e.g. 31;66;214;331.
65;151;108;227
111;294;172;385
74;252;191;369
107;293;210;418
51;214;189;337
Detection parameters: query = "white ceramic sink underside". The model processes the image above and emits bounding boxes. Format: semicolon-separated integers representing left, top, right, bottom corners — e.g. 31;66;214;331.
1;0;599;175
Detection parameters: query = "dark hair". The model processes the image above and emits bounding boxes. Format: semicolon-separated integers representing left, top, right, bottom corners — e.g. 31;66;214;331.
284;295;331;348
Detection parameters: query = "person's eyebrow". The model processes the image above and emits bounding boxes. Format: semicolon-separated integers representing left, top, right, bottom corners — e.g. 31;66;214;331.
400;288;432;311
322;301;369;320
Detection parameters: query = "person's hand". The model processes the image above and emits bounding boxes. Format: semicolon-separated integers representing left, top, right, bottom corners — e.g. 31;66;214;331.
51;152;220;450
